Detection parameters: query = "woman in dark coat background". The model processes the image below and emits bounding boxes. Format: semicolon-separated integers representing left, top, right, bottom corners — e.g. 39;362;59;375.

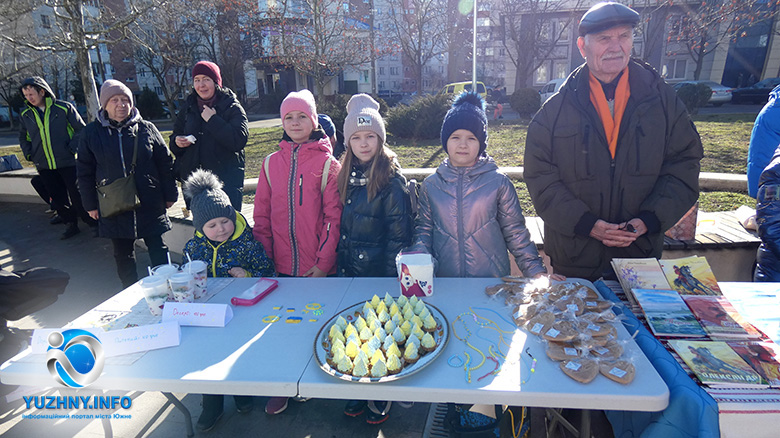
170;61;248;210
77;80;178;288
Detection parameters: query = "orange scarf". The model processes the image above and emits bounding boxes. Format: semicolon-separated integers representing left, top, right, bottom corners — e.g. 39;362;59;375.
588;68;630;159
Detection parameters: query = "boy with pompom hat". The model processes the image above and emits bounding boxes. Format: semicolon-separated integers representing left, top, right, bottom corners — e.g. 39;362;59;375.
411;92;563;280
181;168;274;432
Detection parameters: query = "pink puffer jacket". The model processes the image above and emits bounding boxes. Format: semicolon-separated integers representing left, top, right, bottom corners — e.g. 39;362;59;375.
253;136;342;276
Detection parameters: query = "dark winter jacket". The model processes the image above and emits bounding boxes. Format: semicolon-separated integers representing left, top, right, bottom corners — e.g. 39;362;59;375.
19;76;85;170
77;107;178;239
748;85;780;198
524;59;702;280
755;145;780;281
411;155;546;278
169;87;248;190
183;213;274;278
337;165;413;277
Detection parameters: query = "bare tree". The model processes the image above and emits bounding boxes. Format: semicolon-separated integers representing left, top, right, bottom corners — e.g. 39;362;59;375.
628;0;672;65
669;0;777;80
0;0;166;121
384;0;449;95
494;0;583;91
263;0;375;96
126;0;212;115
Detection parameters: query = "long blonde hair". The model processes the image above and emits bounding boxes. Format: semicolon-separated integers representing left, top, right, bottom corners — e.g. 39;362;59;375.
338;142;399;204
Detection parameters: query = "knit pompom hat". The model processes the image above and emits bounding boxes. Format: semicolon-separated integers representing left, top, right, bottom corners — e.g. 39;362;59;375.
440;92;488;155
183;169;236;235
192;61;223;87
99;80;133;110
343;94;386;144
280;89;318;127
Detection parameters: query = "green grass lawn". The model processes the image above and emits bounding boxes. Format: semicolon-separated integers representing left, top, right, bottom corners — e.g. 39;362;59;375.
3;113;755;216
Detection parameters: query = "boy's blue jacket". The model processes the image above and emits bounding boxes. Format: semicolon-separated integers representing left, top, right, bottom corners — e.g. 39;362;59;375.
184;213;274;278
748;85;780;198
755;145;780;281
411;155;546;277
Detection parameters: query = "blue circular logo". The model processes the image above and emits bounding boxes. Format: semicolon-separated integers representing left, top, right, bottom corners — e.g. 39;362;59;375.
46;329;104;388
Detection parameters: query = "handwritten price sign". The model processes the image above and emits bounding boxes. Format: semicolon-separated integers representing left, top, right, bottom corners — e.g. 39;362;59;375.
163;303;233;327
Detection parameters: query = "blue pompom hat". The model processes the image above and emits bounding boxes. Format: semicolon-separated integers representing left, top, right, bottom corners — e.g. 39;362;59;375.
440;92;488;155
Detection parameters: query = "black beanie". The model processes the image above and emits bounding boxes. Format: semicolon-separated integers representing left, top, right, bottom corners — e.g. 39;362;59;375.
440;92;488;155
183;169;236;235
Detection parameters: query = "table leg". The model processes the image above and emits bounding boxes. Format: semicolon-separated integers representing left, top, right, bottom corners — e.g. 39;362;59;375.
100;415;113;438
579;409;591;438
162;392;194;437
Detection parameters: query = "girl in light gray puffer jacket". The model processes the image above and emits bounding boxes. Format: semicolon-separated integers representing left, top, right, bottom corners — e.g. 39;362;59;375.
411;93;550;278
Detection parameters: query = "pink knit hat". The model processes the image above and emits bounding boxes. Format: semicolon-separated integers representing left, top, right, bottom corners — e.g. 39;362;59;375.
280;89;317;127
192;61;222;87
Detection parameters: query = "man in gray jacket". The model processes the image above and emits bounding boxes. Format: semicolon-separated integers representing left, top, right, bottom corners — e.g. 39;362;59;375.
524;2;702;280
19;76;91;239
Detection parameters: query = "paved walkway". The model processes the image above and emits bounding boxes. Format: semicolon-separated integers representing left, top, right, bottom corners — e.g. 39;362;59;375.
0;201;430;437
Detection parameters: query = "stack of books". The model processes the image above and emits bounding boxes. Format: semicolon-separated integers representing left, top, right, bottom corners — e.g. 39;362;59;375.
613;255;780;388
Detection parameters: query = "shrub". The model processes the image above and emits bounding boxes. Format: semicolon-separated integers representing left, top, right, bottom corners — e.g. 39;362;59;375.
509;88;541;117
136;87;164;120
386;94;451;139
676;83;712;114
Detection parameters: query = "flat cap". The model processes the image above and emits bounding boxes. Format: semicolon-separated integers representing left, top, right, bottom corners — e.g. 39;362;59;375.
578;2;640;36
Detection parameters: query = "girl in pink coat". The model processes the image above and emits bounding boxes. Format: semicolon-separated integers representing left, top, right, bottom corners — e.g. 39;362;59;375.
253;89;342;278
253;89;342;415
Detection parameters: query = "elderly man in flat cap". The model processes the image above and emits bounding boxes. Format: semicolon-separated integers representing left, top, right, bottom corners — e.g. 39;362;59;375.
524;2;703;280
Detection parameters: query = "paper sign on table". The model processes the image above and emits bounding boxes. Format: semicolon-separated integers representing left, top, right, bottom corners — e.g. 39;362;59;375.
100;322;181;357
31;328;104;354
30;323;180;357
162;302;233;327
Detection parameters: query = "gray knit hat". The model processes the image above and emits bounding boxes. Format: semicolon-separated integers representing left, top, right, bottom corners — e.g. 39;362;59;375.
183;169;236;235
343;94;386;145
99;79;133;109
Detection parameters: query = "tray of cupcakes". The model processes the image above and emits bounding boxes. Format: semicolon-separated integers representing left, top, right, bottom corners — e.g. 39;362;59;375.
314;293;449;382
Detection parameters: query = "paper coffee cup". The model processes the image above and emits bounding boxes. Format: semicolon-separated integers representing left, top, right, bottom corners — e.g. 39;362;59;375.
169;272;195;303
139;275;168;316
181;260;208;299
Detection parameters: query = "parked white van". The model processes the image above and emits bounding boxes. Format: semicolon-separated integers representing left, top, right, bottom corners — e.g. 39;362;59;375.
540;78;565;103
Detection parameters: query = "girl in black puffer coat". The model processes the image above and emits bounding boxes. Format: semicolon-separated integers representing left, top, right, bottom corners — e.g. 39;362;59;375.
336;94;413;278
755;145;780;281
336;94;413;424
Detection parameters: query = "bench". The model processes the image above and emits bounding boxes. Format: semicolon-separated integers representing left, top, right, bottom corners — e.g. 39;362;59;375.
2;168;759;281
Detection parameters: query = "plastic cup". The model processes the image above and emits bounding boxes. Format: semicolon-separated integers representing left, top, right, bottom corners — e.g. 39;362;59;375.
169;272;195;303
181;260;208;299
151;263;180;300
138;275;169;316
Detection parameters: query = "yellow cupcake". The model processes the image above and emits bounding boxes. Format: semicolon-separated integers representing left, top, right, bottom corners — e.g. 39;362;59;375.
400;320;413;337
403;308;415;321
386;342;402;358
421;332;437;353
344;323;358;339
402;302;414;316
384;319;397;334
403;342;420;364
371;349;386;367
389;303;400;317
330;329;345;345
411;323;425;340
386;353;403;375
376;301;388;316
362;301;374;316
359;326;373;342
345;339;360;359
378;309;390;323
370;294;381;309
